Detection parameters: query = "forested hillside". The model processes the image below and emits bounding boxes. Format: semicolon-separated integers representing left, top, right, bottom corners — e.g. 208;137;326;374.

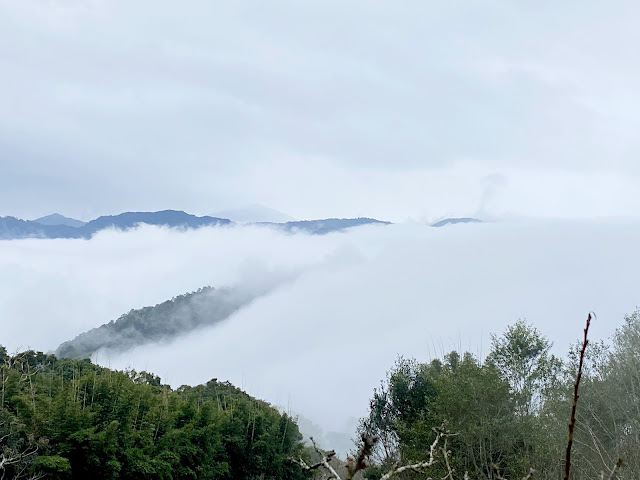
352;312;640;480
5;312;640;480
0;348;310;480
56;286;259;359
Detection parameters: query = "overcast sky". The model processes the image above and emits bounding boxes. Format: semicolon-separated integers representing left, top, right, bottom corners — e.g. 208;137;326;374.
2;0;640;222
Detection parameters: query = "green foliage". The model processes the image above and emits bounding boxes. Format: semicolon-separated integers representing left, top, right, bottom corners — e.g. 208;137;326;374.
360;352;531;478
55;286;253;360
33;455;72;479
486;319;562;415
0;350;309;480
359;315;640;480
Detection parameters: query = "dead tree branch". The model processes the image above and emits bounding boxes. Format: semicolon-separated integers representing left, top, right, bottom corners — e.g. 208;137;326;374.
521;467;535;480
0;445;39;480
441;437;455;480
310;436;342;480
291;434;379;480
564;312;593;480
345;434;378;479
379;423;449;480
604;458;623;480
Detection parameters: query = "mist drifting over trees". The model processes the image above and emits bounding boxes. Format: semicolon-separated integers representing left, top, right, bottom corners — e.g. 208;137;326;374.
3;0;640;477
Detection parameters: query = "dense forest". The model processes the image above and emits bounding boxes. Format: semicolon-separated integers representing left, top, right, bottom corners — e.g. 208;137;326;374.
3;312;639;479
353;312;640;479
0;350;310;480
56;287;259;359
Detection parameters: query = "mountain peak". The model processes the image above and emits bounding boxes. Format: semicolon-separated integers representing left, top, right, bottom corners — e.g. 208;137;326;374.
33;213;86;228
211;204;295;223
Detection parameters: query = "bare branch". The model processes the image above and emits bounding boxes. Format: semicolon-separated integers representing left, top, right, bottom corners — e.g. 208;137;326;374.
310;437;342;480
0;446;37;471
521;467;535;480
491;464;507;480
379;423;448;480
441;437;454;480
564;312;593;480
345;434;378;480
606;458;623;480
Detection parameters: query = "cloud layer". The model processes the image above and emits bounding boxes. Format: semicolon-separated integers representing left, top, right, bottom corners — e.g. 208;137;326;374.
2;220;639;447
0;224;342;352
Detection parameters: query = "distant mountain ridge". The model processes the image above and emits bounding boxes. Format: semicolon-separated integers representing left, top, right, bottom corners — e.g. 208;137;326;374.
0;216;80;239
33;213;86;227
0;210;388;239
81;210;230;234
431;217;482;227
265;217;390;234
0;211;231;239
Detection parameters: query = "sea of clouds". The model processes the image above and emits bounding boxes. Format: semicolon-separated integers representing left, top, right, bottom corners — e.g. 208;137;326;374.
2;219;639;452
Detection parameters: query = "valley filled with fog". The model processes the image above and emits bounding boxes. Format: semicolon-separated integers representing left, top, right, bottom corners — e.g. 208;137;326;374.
2;219;638;450
4;0;640;477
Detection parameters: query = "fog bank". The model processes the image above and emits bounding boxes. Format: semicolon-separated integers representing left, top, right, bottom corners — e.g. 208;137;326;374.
0;224;349;352
1;220;639;452
100;221;640;442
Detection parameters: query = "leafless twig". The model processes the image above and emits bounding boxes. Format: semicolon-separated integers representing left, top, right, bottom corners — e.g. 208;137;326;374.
564;312;593;480
604;458;623;480
309;437;342;480
521;467;535;480
345;434;378;479
291;433;379;480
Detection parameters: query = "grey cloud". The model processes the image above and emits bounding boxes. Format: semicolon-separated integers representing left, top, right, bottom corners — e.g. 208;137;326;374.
2;1;640;219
